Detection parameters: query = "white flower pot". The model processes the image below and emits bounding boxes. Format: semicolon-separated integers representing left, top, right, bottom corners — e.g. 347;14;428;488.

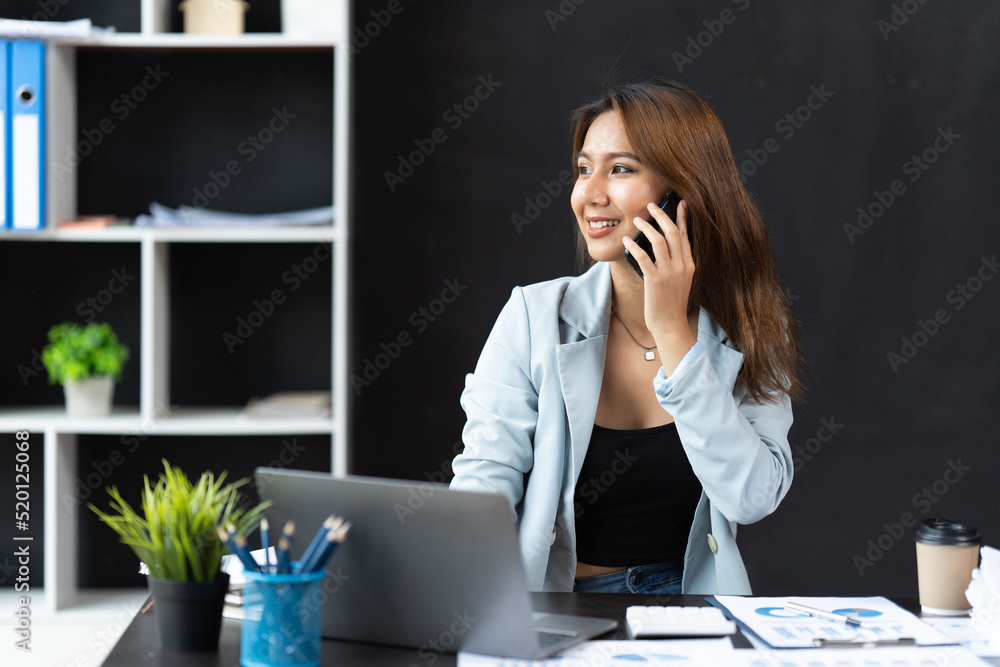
64;376;115;417
180;0;249;35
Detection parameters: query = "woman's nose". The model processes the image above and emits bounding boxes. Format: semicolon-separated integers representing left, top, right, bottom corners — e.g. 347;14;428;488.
581;176;609;205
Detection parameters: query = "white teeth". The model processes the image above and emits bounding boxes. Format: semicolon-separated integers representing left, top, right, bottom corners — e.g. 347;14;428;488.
589;219;620;229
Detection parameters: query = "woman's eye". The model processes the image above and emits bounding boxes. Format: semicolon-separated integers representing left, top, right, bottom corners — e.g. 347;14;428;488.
576;164;591;175
612;164;635;174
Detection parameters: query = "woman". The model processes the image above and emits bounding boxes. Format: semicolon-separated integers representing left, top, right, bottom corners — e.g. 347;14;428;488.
450;79;804;595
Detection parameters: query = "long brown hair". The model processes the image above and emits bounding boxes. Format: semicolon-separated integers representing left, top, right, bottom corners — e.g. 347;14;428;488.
571;78;805;404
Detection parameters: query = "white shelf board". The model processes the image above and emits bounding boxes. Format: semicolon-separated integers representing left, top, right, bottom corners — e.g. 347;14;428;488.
153;407;335;435
59;34;337;49
0;406;143;433
0;406;335;435
0;225;340;243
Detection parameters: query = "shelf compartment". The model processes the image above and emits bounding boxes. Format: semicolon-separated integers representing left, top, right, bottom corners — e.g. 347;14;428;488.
61;47;335;225
0;241;142;410
164;242;333;407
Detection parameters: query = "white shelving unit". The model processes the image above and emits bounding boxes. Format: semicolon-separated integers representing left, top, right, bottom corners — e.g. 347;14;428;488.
0;0;351;611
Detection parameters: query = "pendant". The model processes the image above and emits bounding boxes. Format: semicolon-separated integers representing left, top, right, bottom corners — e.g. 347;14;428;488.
644;349;655;361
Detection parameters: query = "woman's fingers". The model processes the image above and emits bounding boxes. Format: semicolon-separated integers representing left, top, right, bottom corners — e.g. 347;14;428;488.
675;201;693;259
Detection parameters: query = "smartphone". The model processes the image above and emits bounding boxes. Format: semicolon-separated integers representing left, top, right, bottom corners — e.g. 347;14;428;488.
624;190;682;279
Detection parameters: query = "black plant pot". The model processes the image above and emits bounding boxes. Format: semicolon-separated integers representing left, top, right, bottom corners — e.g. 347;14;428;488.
147;573;230;652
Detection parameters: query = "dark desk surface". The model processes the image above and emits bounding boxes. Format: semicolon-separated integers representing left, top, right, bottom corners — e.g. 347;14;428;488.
103;593;992;666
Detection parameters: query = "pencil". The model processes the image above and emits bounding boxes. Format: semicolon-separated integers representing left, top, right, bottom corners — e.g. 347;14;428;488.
233;534;262;573
298;515;336;573
218;527;259;572
304;520;351;573
260;518;271;572
280;520;295;547
277;536;292;574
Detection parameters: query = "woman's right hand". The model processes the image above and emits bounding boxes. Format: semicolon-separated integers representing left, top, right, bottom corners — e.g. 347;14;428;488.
622;200;697;374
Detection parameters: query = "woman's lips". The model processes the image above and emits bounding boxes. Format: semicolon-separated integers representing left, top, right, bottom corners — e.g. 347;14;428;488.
587;219;621;238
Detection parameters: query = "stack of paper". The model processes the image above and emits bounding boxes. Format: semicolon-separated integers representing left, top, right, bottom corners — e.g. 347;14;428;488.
134;202;334;227
0;18;114;40
966;545;1000;647
459;639;738;667
459;641;989;666
243;392;331;418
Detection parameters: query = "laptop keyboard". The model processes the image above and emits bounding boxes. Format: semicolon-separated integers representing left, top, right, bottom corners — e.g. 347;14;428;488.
536;628;577;649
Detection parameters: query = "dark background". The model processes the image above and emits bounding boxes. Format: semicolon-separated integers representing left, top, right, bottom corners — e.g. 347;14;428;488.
1;0;998;599
347;0;1000;598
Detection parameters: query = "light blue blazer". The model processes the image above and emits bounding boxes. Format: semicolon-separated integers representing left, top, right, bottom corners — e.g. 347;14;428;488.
450;261;794;594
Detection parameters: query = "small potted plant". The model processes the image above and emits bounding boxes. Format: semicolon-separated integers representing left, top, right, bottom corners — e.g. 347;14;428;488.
41;321;129;417
90;460;270;651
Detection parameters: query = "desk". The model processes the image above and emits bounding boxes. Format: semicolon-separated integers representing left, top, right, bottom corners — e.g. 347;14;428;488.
102;593;994;666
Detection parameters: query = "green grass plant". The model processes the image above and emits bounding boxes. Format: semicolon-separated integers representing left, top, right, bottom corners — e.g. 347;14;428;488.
90;459;270;582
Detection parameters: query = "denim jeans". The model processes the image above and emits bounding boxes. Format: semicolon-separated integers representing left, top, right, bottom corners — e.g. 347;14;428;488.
572;561;683;594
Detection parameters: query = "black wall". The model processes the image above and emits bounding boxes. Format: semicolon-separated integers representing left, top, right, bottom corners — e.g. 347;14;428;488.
350;0;1000;597
1;1;997;597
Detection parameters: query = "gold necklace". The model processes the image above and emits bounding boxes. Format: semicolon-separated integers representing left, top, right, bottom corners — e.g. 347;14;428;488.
611;307;657;361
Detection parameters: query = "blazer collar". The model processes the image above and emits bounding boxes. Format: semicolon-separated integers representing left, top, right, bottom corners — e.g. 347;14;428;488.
559;262;612;339
558;261;745;390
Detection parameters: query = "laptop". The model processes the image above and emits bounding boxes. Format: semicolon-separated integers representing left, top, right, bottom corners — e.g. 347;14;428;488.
255;469;618;658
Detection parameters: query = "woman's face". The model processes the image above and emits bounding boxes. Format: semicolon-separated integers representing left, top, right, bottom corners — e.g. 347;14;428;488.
571;110;667;265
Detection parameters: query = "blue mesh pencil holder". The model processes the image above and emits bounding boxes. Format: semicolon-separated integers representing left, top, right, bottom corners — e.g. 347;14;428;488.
240;566;325;667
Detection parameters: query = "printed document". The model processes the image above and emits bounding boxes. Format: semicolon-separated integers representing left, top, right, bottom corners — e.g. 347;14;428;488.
713;595;956;648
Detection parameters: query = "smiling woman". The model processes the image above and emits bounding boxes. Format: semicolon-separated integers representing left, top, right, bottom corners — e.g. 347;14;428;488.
570;79;804;405
450;78;805;596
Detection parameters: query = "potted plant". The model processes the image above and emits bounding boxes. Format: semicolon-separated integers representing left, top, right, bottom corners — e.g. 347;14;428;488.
41;321;129;417
90;460;270;651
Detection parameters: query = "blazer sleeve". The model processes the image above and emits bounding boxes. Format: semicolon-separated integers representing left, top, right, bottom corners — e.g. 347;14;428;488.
653;347;794;525
450;288;538;519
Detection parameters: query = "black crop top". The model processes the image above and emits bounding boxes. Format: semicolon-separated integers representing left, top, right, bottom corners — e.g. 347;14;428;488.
573;422;702;566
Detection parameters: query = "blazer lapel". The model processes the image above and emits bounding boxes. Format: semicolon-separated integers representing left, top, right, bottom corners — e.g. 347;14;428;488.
556;338;607;482
554;263;612;482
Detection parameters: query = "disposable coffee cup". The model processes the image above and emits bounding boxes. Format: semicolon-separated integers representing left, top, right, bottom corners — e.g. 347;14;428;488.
914;517;982;615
